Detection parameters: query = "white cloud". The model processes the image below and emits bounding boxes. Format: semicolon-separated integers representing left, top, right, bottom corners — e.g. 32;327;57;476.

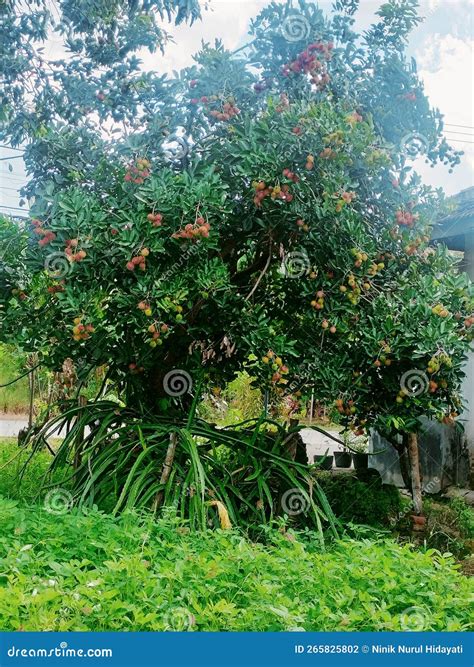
141;1;269;74
414;33;474;194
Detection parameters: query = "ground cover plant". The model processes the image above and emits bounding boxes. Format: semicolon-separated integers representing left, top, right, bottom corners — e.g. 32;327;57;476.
0;494;472;632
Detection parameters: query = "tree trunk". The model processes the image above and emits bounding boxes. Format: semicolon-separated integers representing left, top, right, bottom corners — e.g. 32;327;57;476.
398;435;412;491
407;432;423;515
153;431;178;513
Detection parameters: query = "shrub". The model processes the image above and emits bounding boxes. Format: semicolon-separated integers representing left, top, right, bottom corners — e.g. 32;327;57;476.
449;497;474;539
0;497;471;632
415;497;474;561
199;372;263;425
317;472;404;527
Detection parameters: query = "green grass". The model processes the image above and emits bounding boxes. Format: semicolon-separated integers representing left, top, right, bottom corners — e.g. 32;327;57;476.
0;440;472;632
0;439;64;503
0;345;31;413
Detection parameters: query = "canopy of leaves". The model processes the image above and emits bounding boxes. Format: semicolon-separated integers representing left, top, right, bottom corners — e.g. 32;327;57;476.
0;0;473;440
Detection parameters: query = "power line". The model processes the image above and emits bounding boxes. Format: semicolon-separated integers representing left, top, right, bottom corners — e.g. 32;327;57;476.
444;130;474;137
444;123;474;130
0;145;25;152
0;205;29;212
0;172;27;178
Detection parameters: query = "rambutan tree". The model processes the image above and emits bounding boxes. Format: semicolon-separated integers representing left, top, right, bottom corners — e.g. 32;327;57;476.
1;0;473;524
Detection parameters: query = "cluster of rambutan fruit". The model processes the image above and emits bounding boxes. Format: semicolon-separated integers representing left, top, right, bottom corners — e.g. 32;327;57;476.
349;247;368;268
373;341;392;368
252;176;295;207
304;154;314;170
47;283;64;294
281;43;332;89
366;259;385;277
32;219;56;247
128;362;145;375
321;319;337;334
189;92;240;122
428;352;452;374
65;239;87;263
395;209;417;227
261;350;289;385
462;314;474;328
147;322;169;348
11;288;27;300
310;289;325;310
275;92;290;113
136;301;171;347
339;271;367;305
334;397;356;416
124;158;150;184
319;147;336;160
334;190;356;213
334;399;366;435
296;218;310;232
207;99;240;122
346;111;363;125
126;248;149;271
431;303;450;318
147;212;163;227
172;217;210;240
72;316;94;341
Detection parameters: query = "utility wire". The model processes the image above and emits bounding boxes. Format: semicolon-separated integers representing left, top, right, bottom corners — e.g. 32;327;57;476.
445;123;474;130
0;145;25;152
444;130;474;137
0;205;30;212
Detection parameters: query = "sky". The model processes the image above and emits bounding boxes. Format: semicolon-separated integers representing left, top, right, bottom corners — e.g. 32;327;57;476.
1;0;473;217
